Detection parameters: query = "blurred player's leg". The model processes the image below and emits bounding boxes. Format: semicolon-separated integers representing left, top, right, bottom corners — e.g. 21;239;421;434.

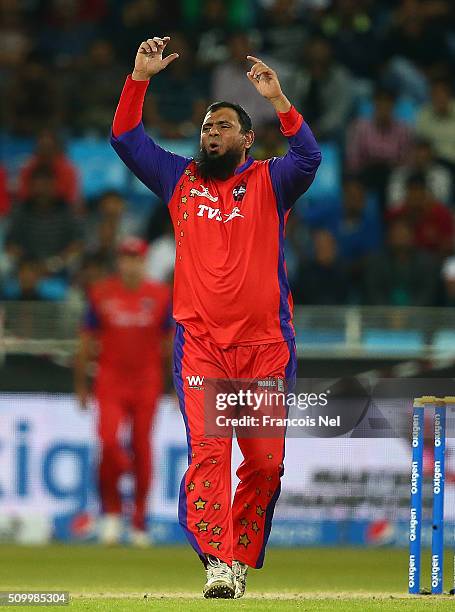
97;382;131;544
129;384;160;544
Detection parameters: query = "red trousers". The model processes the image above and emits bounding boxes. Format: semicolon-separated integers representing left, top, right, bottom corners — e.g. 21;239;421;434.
173;324;296;568
96;373;160;530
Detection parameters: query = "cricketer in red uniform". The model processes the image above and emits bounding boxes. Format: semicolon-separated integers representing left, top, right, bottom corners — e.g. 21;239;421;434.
111;36;321;578
76;237;172;539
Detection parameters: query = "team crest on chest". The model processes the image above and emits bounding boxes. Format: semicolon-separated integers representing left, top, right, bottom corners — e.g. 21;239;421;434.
232;182;247;202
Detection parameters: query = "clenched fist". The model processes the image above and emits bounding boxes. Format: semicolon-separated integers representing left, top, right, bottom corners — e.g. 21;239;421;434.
132;36;179;81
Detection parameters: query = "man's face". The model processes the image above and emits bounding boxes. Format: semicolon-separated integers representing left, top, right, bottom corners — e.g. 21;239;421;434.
200;108;253;158
117;254;145;282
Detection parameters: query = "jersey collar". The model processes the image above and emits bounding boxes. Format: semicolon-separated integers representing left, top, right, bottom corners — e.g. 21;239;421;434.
235;156;254;175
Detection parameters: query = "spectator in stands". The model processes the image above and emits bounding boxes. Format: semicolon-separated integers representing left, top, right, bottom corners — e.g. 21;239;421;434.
193;0;232;67
36;0;96;67
303;175;382;262
346;87;413;212
1;258;67;301
17;130;81;208
6;166;82;278
73;40;127;136
259;0;308;67
143;33;208;139
383;0;451;82
292;229;350;305
318;0;381;79
211;32;290;127
387;138;453;208
363;219;439;306
5;59;63;136
388;173;454;257
253;119;287;160
116;0;176;58
84;191;132;268
294;36;353;142
416;79;455;172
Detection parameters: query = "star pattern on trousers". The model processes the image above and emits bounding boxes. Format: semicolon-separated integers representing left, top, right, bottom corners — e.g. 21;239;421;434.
267;453;273;459
196;519;209;532
210;458;217;464
189;175;197;182
240;518;249;527
244;503;250;509
191;452;196;458
184;169;191;176
255;488;261;495
212;525;222;535
266;475;273;481
238;533;251;548
183;211;189;220
181;196;188;204
213;502;221;510
252;521;260;534
194;497;207;511
267;489;273;497
187;481;195;492
195;463;201;469
256;505;265;517
209;540;221;550
203;480;211;488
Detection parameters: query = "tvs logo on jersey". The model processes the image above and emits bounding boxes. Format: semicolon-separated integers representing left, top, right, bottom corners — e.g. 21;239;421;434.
197;204;244;223
232;183;246;202
186;375;204;390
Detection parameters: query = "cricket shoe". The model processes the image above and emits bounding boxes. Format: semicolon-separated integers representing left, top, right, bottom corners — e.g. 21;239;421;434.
203;556;235;599
232;560;248;598
98;513;122;545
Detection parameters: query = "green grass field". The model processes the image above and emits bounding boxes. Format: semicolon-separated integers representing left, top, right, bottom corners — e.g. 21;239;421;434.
0;545;454;611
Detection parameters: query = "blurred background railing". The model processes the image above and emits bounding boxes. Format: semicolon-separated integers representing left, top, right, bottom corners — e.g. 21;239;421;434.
3;302;455;360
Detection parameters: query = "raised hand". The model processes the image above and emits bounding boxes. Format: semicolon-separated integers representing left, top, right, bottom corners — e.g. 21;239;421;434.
246;56;291;112
132;36;179;81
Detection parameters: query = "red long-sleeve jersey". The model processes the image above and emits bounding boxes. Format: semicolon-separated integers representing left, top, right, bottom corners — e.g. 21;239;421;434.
111;76;321;347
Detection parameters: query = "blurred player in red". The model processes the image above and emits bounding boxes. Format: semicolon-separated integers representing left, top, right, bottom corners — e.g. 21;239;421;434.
74;237;173;546
111;36;321;597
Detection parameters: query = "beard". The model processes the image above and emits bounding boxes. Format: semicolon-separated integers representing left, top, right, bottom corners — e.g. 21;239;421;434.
196;146;243;181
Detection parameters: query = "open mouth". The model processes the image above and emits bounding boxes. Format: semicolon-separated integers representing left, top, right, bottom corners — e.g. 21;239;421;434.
209;143;220;153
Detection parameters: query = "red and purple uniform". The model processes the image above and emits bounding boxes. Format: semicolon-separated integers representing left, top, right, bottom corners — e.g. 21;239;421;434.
85;275;172;530
111;76;321;565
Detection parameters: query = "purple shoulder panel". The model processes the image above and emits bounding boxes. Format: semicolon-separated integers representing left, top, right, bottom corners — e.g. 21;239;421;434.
111;122;192;204
268;121;322;211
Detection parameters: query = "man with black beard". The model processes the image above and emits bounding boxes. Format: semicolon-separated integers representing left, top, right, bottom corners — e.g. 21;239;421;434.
111;35;321;599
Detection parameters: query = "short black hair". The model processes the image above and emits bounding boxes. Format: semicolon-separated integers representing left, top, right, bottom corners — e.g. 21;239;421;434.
205;101;253;133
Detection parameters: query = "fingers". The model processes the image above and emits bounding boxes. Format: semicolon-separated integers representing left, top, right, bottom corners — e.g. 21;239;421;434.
246;55;274;80
161;52;179;68
138;36;171;55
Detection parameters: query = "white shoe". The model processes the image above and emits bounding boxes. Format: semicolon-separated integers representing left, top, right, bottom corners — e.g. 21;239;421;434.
129;528;150;548
203;556;235;599
98;513;121;545
233;560;248;598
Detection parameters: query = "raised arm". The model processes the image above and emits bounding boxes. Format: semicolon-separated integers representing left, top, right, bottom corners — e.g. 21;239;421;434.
111;36;191;204
246;56;322;211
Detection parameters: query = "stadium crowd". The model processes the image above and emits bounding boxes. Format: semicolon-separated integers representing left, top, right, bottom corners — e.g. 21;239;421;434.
1;0;455;306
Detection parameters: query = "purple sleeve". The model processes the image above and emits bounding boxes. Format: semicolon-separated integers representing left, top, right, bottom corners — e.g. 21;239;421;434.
110;123;192;204
269;121;322;211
